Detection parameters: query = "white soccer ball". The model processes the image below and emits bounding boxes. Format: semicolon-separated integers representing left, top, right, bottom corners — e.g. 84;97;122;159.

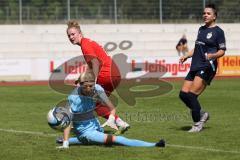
47;106;71;130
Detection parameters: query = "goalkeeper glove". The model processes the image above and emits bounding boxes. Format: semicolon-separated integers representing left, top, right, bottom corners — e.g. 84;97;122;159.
101;114;118;130
56;140;69;149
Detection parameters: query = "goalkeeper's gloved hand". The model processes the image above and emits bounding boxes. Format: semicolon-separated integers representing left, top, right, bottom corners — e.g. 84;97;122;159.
101;114;118;130
56;140;69;149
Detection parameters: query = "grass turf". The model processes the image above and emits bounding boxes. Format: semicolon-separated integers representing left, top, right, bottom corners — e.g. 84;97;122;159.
0;78;239;160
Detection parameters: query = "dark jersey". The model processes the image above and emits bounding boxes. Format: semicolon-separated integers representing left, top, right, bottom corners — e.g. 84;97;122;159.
190;25;226;71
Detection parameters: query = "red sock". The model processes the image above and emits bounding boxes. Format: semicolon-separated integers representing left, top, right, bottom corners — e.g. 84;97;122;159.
95;103;119;120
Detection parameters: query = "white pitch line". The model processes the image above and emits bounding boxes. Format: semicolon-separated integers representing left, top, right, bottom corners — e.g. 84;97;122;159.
167;144;240;154
0;128;239;154
0;128;58;137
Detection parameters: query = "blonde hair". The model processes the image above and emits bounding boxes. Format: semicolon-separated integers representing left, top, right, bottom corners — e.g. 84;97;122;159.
75;71;95;84
67;20;81;33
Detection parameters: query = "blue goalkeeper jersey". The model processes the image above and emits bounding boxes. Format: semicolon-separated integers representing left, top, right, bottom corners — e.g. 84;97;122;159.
68;84;107;135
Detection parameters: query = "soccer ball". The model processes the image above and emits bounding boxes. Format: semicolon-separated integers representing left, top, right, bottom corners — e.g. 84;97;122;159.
47;106;71;130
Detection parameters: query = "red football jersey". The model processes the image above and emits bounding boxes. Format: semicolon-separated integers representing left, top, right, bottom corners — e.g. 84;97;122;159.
80;38;120;78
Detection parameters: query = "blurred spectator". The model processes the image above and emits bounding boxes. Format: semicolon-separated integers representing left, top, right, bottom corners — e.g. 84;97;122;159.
176;34;189;57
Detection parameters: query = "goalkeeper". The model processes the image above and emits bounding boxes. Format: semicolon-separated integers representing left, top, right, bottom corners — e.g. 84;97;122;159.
57;71;165;148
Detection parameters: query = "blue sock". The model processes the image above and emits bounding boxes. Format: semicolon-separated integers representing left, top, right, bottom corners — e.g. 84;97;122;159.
72;131;156;147
68;137;82;145
114;136;156;147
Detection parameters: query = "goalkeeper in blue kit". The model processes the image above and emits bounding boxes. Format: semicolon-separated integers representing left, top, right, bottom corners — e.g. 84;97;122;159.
56;71;165;148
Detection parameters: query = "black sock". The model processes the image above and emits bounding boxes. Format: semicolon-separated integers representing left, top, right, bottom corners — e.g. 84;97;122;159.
179;91;192;109
188;92;201;122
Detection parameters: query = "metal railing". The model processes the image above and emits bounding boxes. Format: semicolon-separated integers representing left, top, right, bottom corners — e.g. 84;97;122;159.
0;0;239;24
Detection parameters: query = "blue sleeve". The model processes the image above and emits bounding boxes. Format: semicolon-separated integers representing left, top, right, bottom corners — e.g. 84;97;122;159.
68;95;74;105
67;87;79;111
95;84;105;92
68;88;78;103
95;84;110;104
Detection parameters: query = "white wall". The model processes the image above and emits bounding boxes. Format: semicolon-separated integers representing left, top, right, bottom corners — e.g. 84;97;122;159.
0;24;239;81
0;24;239;58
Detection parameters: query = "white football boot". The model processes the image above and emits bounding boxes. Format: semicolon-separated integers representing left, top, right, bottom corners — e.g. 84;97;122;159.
188;111;210;133
200;112;210;123
114;117;130;135
188;122;204;133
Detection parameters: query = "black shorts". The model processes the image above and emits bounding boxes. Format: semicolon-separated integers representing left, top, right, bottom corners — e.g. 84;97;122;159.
185;67;216;85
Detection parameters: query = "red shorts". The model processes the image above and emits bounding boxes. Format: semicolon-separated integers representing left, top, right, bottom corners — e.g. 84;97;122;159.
97;76;121;95
95;76;121;119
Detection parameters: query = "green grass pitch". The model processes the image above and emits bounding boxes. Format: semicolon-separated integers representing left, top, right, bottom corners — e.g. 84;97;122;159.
0;78;239;160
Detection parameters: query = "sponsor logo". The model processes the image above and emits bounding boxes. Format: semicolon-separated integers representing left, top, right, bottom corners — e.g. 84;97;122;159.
219;43;226;49
206;32;212;39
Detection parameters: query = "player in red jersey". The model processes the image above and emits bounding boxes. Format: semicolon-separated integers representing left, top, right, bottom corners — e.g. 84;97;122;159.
66;20;129;133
